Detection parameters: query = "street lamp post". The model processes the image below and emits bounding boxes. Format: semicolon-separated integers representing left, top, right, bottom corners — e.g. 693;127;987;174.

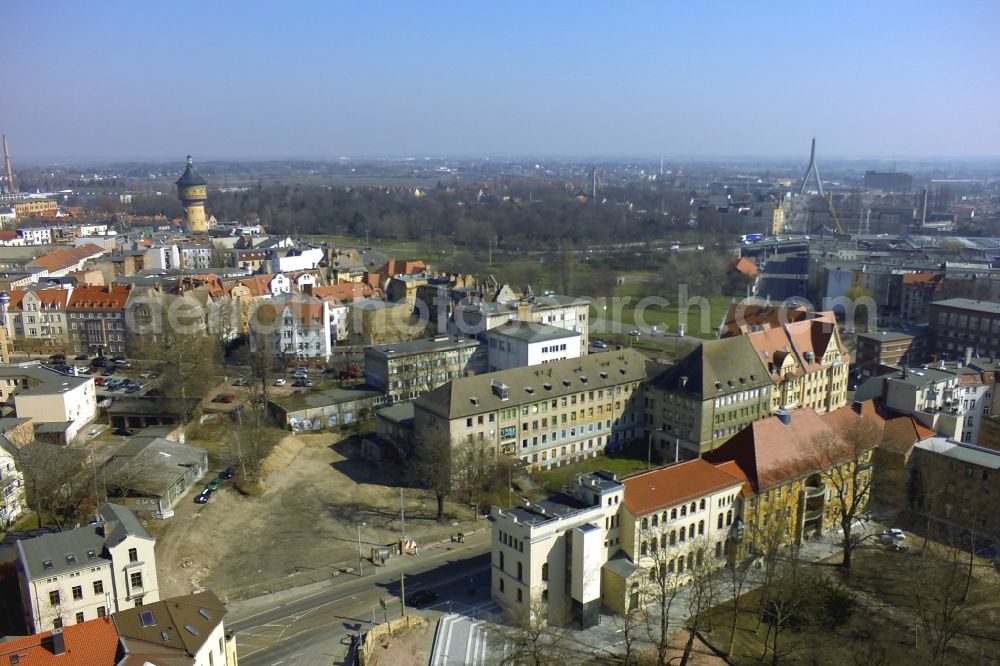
357;521;366;576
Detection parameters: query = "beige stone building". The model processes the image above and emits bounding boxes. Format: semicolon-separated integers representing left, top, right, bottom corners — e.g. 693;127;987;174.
645;311;849;457
6;288;72;354
0;366;97;441
17;503;160;632
413;349;649;469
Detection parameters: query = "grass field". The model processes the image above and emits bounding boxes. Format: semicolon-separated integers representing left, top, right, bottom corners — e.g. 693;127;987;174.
531;441;652;493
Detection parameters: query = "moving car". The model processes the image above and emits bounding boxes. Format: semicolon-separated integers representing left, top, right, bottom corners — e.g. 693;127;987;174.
407;590;440;607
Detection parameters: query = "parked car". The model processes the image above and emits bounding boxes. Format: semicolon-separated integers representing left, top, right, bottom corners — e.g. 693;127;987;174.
140;371;156;379
407;590;440;607
125;385;140;394
194;492;209;504
74;354;90;360
110;356;126;364
207;478;221;491
49;354;66;363
113;427;133;437
219;466;235;480
95;376;105;386
273;378;287;386
629;330;641;337
91;358;107;368
233;377;249;387
290;369;308;378
212;394;236;403
589;340;609;350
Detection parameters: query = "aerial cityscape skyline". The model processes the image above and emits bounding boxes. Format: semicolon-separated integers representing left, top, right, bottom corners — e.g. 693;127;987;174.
4;1;999;160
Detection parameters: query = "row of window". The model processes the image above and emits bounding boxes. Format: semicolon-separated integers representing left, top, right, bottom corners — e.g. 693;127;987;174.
49;579;105;607
52;605;107;628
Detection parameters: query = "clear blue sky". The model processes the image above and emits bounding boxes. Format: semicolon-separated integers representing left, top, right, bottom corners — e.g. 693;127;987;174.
4;1;999;160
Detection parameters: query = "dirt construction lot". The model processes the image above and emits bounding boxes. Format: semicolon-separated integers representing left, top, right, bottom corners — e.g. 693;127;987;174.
152;432;483;600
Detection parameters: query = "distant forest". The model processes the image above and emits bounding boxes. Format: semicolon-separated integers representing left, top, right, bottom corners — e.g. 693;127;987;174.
125;181;752;249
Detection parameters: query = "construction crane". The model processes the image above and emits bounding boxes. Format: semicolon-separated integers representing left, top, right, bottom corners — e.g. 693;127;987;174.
825;194;845;234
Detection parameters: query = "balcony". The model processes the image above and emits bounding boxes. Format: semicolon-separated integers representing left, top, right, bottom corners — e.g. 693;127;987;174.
804;485;825;499
803;508;824;522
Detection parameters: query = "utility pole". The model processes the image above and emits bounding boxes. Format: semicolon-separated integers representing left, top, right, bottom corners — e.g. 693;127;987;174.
400;574;406;618
400;488;405;539
357;522;366;576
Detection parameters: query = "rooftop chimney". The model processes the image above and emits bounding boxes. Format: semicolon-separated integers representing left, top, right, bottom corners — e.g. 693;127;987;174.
775;409;791;427
50;628;66;655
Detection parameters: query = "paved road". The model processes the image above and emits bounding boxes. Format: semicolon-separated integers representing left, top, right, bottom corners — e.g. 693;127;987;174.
230;530;492;666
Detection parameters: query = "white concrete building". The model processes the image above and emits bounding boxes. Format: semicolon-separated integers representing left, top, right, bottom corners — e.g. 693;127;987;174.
16;503;160;632
485;321;582;372
251;293;332;362
146;244;182;271
178;244;214;270
453;292;590;348
0;366;97;441
0;435;27;528
491;471;623;627
270;248;324;273
17;227;53;245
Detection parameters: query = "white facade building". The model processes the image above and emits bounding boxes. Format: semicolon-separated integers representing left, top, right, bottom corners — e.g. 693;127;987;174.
485;322;582;372
17;503;160;632
251;294;332;362
0;436;26;528
17;227;53;245
0;366;97;441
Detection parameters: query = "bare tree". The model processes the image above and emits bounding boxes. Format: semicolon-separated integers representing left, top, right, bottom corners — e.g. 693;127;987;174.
636;525;684;666
497;598;573;666
810;417;880;569
679;560;719;666
406;429;452;521
14;444;90;528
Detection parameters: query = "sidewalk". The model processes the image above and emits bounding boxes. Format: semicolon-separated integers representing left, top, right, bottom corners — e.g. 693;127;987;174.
226;525;491;622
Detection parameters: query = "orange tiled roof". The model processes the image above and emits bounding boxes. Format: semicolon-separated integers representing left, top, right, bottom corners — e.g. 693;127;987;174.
10;288;70;310
67;284;131;310
704;408;873;492
313;282;375;303
0;616;120;665
720;302;810;337
29;243;105;273
0;230;18;241
728;256;758;277
623;459;745;516
253;296;325;327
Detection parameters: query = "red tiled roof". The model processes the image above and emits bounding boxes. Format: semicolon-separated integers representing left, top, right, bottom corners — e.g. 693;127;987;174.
622;459;745;516
9;288;70;310
0;616;120;665
29;243;105;273
313;282;375;303
727;256;758;277
67;284;131;310
704;408;874;492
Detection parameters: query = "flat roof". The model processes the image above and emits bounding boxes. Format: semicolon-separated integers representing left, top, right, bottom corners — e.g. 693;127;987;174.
930;298;1000;315
501;493;591;527
270;385;383;413
366;336;481;358
857;330;918;343
488;322;580;344
376;402;414;423
0;365;92;396
915;436;1000;470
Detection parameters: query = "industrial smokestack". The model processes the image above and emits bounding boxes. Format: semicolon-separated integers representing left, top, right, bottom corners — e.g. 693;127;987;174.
921;187;928;227
2;135;13;194
591;167;597;202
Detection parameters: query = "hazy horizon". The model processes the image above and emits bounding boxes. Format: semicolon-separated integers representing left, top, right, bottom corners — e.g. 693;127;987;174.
4;1;999;161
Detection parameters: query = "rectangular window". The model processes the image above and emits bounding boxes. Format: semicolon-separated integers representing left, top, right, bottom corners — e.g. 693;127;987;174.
75;611;85;624
94;580;104;595
49;590;60;606
130;571;143;589
128;548;138;563
72;586;83;600
97;606;107;618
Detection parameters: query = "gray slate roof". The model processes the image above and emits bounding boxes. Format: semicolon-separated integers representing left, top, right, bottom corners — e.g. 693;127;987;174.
915;436;1000;470
488;321;580;343
930;298;1000;314
104;437;207;497
415;349;649;420
649;337;773;398
16;503;151;580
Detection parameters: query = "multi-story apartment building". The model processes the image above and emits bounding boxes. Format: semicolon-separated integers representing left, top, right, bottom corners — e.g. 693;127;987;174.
414;350;648;469
855;352;998;444
613;460;744;613
908;435;1000;544
892;272;943;322
0;435;26;528
645;312;850;457
364;335;486;404
485;322;582;372
6;288;72;353
16;503;159;632
930;298;1000;361
13;201;58;219
67;285;131;356
704;407;876;555
251;293;332;363
855;328;928;377
452;292;590;348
